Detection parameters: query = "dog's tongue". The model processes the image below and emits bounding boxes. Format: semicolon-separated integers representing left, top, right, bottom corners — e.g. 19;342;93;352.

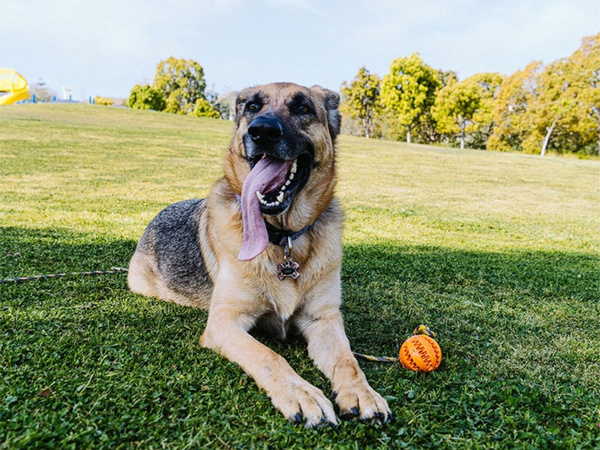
238;156;291;261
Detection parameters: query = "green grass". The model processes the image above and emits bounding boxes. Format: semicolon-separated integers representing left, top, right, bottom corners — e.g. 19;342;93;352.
1;104;599;449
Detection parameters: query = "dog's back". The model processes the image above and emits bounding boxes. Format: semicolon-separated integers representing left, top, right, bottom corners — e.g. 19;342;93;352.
128;199;213;307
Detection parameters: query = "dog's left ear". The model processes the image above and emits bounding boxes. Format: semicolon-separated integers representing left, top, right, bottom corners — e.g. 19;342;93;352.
311;86;341;139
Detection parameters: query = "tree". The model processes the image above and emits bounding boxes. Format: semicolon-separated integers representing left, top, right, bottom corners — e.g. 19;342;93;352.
416;69;459;144
488;62;542;152
127;84;166;111
522;59;579;155
381;53;441;143
464;72;504;148
152;57;216;116
432;80;481;149
340;67;382;138
437;70;459;88
568;33;600;155
190;97;221;118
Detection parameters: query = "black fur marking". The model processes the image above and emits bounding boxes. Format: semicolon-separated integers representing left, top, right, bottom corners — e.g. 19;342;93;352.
138;199;213;300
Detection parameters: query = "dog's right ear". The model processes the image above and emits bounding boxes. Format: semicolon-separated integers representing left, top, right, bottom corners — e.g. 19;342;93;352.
311;86;341;140
234;88;252;124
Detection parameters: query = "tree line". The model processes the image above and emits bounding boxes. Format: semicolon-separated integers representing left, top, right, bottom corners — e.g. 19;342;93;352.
341;33;599;156
128;33;598;156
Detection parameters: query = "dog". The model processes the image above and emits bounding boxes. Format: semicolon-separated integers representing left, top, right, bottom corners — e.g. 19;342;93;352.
128;82;391;427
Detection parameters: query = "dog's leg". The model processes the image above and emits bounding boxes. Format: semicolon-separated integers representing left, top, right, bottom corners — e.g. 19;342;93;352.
297;276;392;424
200;276;337;428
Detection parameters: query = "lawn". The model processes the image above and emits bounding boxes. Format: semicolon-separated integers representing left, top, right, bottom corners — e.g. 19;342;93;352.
1;104;599;449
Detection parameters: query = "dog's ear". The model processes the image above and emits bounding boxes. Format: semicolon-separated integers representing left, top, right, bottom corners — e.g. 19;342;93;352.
311;86;341;140
234;87;254;124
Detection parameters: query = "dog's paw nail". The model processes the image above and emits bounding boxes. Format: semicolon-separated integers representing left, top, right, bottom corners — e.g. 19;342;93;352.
317;417;338;429
289;413;304;425
374;413;387;425
340;407;360;420
364;412;390;426
330;390;338;400
387;412;394;423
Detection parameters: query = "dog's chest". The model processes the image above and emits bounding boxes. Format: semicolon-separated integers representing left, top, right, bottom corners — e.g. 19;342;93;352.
261;278;301;321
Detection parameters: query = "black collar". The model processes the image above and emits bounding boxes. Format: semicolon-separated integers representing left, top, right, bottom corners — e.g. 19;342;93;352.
265;221;312;247
236;195;313;247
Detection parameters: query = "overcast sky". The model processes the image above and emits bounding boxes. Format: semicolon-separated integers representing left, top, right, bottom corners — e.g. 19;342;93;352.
2;0;598;100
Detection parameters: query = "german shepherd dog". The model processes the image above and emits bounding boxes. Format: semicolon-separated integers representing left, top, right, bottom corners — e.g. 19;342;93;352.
128;83;391;427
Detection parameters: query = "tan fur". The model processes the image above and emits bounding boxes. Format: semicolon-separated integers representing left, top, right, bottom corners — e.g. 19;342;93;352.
128;83;390;427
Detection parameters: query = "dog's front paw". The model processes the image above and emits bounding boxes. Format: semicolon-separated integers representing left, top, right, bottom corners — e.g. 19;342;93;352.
333;381;392;425
269;379;338;428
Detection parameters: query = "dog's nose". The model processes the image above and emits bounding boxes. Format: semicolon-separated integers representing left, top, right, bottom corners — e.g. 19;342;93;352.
248;116;283;145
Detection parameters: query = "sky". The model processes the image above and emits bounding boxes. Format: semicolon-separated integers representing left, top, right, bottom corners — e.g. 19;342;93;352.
1;0;599;100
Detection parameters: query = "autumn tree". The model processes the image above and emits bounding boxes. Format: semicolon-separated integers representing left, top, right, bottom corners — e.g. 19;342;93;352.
381;53;441;143
568;33;600;155
524;33;600;156
488;62;542;152
152;57;218;117
340;67;382;138
432;80;481;149
522;59;581;155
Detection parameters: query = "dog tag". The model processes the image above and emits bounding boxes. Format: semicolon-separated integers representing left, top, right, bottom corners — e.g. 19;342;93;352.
278;260;300;280
278;236;300;280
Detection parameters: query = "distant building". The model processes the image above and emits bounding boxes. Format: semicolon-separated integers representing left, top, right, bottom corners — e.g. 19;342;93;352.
62;86;72;101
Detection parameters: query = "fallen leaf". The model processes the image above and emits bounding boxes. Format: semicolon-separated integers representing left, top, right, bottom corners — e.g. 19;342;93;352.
39;388;53;397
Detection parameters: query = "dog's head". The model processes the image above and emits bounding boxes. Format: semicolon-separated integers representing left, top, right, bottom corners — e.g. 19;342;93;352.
224;83;341;260
226;82;340;215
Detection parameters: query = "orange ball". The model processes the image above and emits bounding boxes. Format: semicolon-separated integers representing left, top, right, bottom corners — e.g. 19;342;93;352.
399;335;442;372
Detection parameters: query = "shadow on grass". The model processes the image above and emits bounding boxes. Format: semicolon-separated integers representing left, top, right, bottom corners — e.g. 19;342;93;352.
3;224;597;355
0;226;136;279
2;225;598;341
341;243;599;350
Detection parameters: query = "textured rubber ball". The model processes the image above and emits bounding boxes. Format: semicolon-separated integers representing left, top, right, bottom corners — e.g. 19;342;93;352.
399;335;442;372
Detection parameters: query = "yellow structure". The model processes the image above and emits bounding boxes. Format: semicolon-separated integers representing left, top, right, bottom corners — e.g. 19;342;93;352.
0;69;29;105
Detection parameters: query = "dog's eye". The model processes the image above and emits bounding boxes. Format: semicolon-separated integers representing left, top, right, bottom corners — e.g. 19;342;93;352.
246;102;261;112
295;104;311;114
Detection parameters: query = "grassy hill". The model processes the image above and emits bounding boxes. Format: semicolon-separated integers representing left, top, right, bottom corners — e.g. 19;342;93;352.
1;104;599;448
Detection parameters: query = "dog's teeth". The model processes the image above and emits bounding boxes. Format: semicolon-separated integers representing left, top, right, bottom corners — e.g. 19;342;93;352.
256;191;265;201
289;173;294;180
280;185;286;191
285;180;291;186
277;192;284;203
291;161;297;173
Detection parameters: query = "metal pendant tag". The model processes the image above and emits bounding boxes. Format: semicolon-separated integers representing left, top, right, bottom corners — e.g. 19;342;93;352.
278;236;300;280
278;260;300;280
